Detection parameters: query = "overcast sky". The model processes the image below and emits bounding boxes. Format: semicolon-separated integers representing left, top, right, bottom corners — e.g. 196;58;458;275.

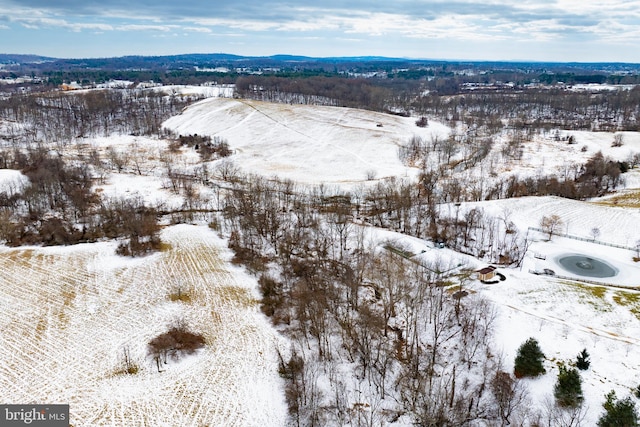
1;0;639;62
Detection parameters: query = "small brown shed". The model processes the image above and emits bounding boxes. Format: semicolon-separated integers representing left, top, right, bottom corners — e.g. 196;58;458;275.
476;265;497;281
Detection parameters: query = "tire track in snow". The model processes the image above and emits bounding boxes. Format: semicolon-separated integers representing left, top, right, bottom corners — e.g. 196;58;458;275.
237;99;382;169
502;303;640;345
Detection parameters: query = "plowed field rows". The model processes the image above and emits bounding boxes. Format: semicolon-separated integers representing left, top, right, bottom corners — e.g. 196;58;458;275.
0;224;287;426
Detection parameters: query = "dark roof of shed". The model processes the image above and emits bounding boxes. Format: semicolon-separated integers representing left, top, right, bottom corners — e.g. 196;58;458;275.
476;266;497;274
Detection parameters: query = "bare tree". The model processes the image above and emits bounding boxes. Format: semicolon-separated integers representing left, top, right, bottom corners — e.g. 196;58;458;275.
540;214;563;240
216;159;241;182
612;133;624;147
107;146;130;172
365;169;378;181
491;370;528;426
539;397;587;427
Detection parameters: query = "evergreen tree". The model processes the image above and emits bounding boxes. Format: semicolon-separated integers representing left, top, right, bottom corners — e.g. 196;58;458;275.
554;365;583;407
514;337;546;378
597;391;639;427
576;348;590;370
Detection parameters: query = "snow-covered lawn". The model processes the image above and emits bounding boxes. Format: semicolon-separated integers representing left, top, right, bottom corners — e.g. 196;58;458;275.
484;265;640;426
0;225;287;427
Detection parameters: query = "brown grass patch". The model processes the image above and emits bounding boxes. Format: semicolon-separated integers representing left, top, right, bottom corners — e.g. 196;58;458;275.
612;290;640;320
169;290;192;303
158;242;173;252
112;364;140;376
592;190;640;208
216;286;259;308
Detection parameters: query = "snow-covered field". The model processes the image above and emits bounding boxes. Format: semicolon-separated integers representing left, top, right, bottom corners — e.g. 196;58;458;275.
0;225;287;427
1;91;640;425
163;97;450;186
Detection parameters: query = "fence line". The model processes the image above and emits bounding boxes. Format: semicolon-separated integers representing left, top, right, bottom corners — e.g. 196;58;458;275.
529;270;639;290
528;227;636;252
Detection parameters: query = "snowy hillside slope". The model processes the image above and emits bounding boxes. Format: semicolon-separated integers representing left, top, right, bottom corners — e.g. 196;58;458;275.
163;97;451;185
163;97;640;195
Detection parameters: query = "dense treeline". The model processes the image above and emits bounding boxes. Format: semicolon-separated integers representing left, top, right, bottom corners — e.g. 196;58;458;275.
413;87;640;131
217;172;522;425
0;89;201;142
235;75;402;110
40;69;238;88
0;147;161;255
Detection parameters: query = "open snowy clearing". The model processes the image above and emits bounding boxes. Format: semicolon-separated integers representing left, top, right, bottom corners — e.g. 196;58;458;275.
0;224;287;427
0;168;28;194
163;97;451;186
483;264;640;426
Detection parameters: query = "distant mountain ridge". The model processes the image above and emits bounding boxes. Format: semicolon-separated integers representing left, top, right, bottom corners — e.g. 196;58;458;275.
0;54;55;64
1;52;639;75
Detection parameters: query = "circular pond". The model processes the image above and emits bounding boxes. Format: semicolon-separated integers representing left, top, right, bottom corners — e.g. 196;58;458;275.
557;254;618;278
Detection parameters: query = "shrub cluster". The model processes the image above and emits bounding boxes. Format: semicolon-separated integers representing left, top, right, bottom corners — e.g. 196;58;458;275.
148;324;206;371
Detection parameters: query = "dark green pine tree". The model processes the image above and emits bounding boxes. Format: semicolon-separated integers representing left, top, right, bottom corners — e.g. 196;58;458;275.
554;366;583;407
576;348;590;370
514;337;546;378
598;391;639;427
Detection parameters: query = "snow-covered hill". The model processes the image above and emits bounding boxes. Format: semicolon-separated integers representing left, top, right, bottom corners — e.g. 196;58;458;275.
163;97;450;185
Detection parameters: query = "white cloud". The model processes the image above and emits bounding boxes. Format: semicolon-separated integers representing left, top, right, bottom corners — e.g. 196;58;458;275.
116;24;174;32
182;26;212;33
1;0;640;61
18;17;114;32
